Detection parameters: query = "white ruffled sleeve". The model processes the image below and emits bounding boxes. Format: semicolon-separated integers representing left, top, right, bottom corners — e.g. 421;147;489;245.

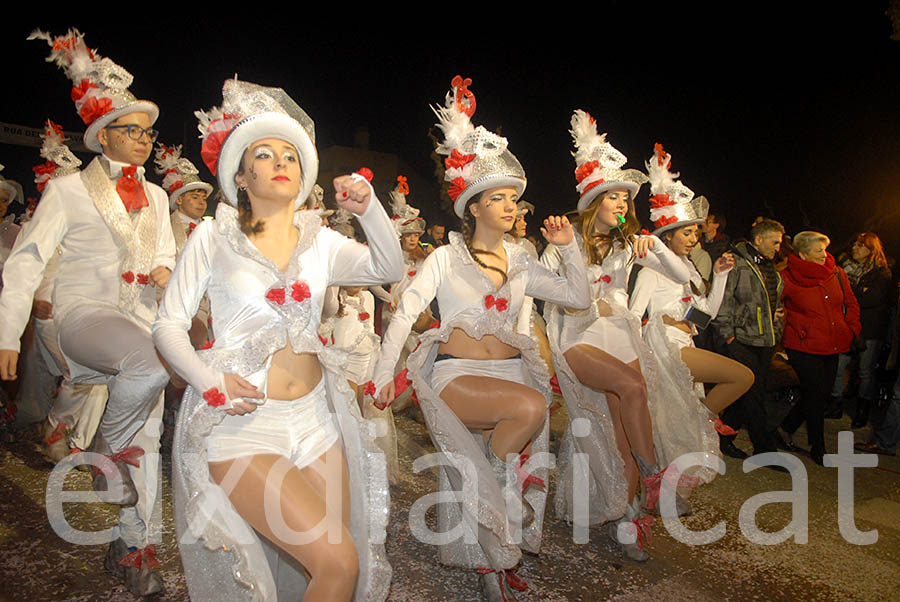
371;250;443;393
525;239;591;310
635;234;691;284
152;222;229;406
327;182;403;286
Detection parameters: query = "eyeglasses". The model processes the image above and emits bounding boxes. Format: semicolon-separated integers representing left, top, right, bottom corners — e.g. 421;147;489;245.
105;124;159;143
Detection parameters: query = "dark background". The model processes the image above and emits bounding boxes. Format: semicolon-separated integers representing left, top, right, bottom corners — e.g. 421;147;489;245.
2;6;899;258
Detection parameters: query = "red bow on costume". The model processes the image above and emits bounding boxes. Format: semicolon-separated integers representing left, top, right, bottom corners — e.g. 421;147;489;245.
358;312;371;322
188;222;197;235
407;270;417;278
595;275;612;284
363;381;376;397
448;176;467;202
445;149;477;170
120;545;161;570
117;166;149;212
713;418;738;436
266;281;311;306
476;568;529;599
515;454;546;492
121;271;150;285
107;446;145;469
318;334;328;346
484;295;509;312
642;466;701;511
682;296;692;303
624;516;655;551
200;339;215;350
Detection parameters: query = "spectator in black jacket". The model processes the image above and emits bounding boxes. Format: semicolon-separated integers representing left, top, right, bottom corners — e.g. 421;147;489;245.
830;232;893;428
701;212;731;263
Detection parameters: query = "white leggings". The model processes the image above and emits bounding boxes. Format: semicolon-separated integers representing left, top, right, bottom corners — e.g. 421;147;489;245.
206;378;339;469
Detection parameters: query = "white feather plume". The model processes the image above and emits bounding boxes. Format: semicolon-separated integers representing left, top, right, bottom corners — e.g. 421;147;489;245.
569;109;607;165
645;146;679;197
431;89;474;156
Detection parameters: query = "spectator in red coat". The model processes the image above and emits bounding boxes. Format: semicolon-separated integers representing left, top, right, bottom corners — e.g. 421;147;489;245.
774;231;861;465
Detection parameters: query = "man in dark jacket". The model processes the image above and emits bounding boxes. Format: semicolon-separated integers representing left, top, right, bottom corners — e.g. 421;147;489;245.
712;219;786;470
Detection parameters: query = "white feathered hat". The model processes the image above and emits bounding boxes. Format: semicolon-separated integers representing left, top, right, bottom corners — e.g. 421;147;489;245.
0;165;23;207
29;29;159;154
389;175;425;235
196;78;318;209
432;76;526;218
645;143;708;235
570;110;647;212
33;120;82;193
154;144;213;211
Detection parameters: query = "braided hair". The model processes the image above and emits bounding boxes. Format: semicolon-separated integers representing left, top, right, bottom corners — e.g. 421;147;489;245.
461;196;508;287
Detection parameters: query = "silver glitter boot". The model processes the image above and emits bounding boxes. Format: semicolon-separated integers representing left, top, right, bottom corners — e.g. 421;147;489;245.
104;537;129;580
607;500;650;562
632;451;692;518
479;569;519;602
487;446;535;529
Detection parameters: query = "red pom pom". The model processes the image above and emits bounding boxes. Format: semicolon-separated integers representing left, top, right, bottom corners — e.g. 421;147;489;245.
266;288;286;305
203;387;226;408
291;281;311;303
355;167;374;182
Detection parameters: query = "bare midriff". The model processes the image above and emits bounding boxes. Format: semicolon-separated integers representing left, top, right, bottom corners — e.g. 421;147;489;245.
438;328;520;360
265;346;323;400
662;314;693;334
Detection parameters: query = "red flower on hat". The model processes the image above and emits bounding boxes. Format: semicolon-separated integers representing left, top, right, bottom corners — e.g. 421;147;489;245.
396;175;409;195
575;160;599;184
291;281;311;303
654;142;668;167
70;79;98;103
121;271;135;284
649;194;674;209
448;176;467;202
355;167;374;182
200;113;240;176
655;215;679;228
203;387;226;408
445;149;477;170
451;75;476;117
79;96;113;125
168;180;184;194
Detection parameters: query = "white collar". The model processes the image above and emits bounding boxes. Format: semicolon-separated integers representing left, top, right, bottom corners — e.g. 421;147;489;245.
101;154;146;181
176;210;200;226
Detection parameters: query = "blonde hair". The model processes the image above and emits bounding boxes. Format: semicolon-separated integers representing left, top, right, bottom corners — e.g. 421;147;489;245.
792;231;830;255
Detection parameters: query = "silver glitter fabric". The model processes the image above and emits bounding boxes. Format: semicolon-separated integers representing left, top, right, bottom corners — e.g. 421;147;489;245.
646;146;710;234
80;158;157;318
38;122;82;177
220;79;315;145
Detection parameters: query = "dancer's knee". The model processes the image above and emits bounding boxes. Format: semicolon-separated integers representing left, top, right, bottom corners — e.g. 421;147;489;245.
735;364;755;393
519;390;547;431
308;532;359;583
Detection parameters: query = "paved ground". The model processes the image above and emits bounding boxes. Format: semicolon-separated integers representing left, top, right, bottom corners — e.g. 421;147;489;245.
1;400;898;602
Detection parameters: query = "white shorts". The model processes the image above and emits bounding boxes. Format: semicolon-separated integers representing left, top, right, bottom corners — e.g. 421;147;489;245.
663;324;695;350
430;357;528;396
206;378;339;468
560;315;638;364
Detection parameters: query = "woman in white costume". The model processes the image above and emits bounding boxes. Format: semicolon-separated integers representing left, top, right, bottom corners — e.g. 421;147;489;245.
544;111;704;563
153;79;401;602
370;177;435;411
629;144;753;436
374;76;590;602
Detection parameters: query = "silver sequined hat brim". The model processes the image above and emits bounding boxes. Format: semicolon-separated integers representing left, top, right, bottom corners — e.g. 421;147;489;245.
83;100;160;154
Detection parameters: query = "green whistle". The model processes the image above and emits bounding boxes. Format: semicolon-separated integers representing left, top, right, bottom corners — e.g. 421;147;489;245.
617;214;626;225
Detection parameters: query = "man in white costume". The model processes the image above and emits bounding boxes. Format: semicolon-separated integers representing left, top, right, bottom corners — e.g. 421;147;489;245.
0;29;175;596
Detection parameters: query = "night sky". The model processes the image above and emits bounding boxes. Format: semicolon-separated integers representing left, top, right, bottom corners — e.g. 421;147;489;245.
2;7;899;257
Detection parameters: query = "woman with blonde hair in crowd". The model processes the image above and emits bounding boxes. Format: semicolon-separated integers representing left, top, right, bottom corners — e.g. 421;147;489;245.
775;231;860;466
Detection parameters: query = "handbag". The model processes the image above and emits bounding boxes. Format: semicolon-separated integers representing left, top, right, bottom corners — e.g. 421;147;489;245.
836;268;867;353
